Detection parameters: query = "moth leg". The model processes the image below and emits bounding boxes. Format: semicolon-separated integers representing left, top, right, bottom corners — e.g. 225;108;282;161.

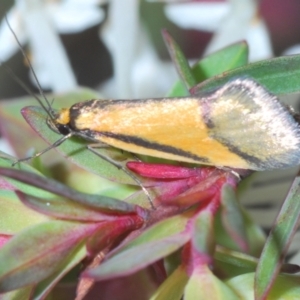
130;153;143;162
217;166;252;180
87;143;155;209
12;133;73;166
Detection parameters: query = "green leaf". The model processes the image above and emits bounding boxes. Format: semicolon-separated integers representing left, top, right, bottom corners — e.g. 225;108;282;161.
227;272;300;300
84;210;194;280
192;54;300;96
215;201;266;255
0;152;53;198
0;220;98;292
168;41;248;97
119;209;195;251
0;191;49;235
162;30;197;91
0;167;138;214
226;272;255;299
32;244;86;300
150;266;188;300
193;41;249;81
184;265;239;300
267;274;300;299
0;286;34;300
214;246;258;278
16;191;124;222
255;170;300;300
0;154;50;234
85;232;190;281
220;184;248;251
192;210;214;257
242;209;266;257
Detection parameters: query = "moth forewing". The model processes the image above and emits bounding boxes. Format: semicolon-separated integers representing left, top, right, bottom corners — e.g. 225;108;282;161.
47;79;300;171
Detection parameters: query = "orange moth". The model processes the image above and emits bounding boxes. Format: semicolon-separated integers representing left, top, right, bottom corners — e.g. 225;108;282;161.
21;78;300;172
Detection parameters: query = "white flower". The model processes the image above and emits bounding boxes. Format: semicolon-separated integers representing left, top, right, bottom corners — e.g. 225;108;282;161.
0;0;105;92
164;0;273;61
100;0;176;98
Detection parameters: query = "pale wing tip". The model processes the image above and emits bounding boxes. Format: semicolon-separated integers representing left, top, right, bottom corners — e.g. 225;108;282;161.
209;78;300;171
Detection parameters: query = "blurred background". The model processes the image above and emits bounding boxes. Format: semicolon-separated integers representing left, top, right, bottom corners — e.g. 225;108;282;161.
0;0;300;100
1;0;300;262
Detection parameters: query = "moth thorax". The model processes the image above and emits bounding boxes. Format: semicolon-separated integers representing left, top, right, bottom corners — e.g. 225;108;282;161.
55;108;71;125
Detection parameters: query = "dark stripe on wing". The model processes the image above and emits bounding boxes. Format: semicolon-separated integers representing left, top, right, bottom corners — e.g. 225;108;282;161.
99;132;210;163
210;136;263;169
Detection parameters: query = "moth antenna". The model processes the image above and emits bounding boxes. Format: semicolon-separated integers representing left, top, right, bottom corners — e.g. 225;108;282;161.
1;62;52;116
4;15;55;120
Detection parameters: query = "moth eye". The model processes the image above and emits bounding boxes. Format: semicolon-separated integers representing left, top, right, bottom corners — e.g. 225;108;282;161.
57;124;71;135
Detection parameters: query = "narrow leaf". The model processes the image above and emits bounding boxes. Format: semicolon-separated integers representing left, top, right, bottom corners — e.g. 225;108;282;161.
0;286;34;300
0;220;99;292
84;232;190;281
16;191;122;222
184;264;239;300
32;244;86;300
84;210;195;280
0;153;53;198
192;210;214;260
116;209;195;252
0;191;49;235
255;169;300;300
192;41;248;82
227;272;300;300
215;245;258;275
0;167;138;214
220;184;248;251
150;266;188;300
168;41;248;97
162;29;196;91
191;54;300;96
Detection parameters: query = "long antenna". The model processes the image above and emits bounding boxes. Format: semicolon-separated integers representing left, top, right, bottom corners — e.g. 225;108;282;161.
1;62;50;112
4;15;55;120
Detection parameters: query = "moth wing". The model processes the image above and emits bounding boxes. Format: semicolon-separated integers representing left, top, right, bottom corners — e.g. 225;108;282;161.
204;78;300;170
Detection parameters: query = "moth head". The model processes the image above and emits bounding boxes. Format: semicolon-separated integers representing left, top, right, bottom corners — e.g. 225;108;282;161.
47;108;71;135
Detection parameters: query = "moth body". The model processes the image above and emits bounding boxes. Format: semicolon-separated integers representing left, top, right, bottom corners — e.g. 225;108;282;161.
48;78;300;171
